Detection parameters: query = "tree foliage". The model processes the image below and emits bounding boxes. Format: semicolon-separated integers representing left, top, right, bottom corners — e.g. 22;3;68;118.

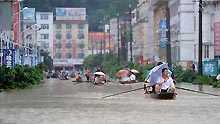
40;50;53;71
0;63;45;92
23;0;137;31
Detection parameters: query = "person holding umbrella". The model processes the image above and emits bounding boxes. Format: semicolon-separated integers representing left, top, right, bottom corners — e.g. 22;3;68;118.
155;68;176;94
144;61;163;94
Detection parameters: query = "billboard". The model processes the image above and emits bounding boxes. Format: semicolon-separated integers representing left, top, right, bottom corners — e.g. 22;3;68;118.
88;32;114;50
23;8;35;20
56;8;86;20
214;22;220;56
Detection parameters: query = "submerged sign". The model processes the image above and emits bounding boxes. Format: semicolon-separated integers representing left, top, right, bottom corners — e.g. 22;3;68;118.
202;61;218;76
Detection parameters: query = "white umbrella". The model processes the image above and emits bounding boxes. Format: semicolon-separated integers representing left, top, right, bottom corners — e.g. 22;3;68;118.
131;69;139;74
149;63;168;86
94;71;106;76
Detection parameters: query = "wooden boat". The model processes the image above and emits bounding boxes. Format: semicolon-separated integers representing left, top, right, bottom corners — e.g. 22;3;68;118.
119;80;137;84
150;92;176;99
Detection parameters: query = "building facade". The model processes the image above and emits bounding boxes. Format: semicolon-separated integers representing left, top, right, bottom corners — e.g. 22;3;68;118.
53;8;88;71
36;12;53;58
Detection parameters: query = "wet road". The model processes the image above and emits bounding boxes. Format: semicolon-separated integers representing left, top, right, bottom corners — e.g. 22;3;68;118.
0;78;220;124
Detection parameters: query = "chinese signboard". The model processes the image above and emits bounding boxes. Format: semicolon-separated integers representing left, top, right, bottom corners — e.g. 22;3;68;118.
202;61;218;76
159;19;166;48
214;22;220;57
2;49;15;67
56;8;86;20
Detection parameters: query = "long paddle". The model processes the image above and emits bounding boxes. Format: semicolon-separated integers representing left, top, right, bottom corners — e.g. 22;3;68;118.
175;86;220;97
101;87;144;99
101;85;220;99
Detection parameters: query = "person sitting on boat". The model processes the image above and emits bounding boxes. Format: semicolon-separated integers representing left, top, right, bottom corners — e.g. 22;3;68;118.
130;72;136;81
155;68;176;94
120;76;131;82
94;75;101;84
75;73;82;82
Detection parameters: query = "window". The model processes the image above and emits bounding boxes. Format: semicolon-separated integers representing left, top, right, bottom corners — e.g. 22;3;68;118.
204;45;209;58
77;43;85;49
78;34;85;39
40;14;49;20
66;53;72;59
44;43;49;49
56;43;62;49
41;24;49;29
66;43;72;49
26;25;32;29
56;53;62;59
56;24;62;29
66;24;72;29
40;34;49;39
56;34;62;39
66;34;72;39
78;24;85;29
77;53;85;59
26;34;32;39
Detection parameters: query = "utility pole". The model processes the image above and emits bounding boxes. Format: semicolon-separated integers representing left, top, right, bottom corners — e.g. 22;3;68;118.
129;4;133;63
103;18;106;61
166;3;172;68
117;13;120;66
198;0;202;75
109;22;111;53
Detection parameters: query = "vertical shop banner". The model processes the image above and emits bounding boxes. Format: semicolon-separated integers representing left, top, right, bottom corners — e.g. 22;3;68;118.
72;40;76;59
62;39;66;59
3;49;15;67
159;19;166;48
13;0;20;44
214;22;220;56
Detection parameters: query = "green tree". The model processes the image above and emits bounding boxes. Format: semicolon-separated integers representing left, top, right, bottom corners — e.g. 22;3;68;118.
40;50;53;71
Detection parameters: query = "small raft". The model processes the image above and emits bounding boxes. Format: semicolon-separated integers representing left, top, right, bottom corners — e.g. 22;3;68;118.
150;92;176;99
119;80;137;84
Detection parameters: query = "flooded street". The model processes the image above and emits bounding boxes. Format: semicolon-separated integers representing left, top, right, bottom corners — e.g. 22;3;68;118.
1;78;220;124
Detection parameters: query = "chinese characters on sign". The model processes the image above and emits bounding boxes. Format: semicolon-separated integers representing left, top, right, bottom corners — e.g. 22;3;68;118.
202;61;218;76
2;49;15;67
159;19;166;48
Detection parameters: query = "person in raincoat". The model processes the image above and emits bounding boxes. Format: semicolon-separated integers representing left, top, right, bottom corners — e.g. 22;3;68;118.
84;69;90;81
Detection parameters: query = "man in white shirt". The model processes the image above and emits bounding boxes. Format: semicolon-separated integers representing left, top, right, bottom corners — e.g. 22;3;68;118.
155;68;176;94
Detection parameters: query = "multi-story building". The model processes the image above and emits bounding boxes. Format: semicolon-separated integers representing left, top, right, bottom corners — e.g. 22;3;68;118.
53;8;88;71
36;12;53;58
131;0;155;64
22;8;38;66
